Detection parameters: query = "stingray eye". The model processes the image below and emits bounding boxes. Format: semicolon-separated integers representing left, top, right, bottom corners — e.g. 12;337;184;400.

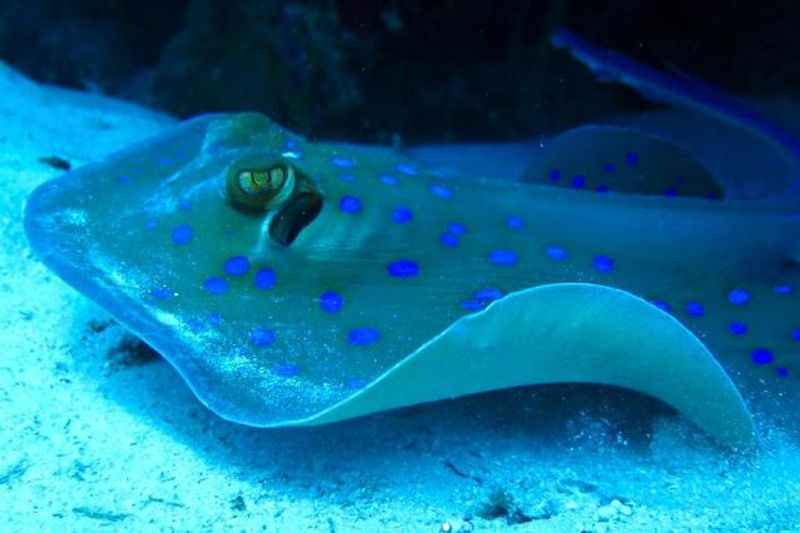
226;161;294;213
268;191;324;246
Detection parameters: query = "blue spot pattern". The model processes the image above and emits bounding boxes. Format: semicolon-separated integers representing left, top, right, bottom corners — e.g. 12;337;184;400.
546;245;568;261
572;175;586;189
431;184;452;199
332;156;355;168
349;327;380;346
150;287;172;301
254;268;276;290
204;277;229;295
396;163;417;175
462;287;504;311
392;207;413;224
440;232;459;247
474;287;504;302
347;377;368;390
651;299;672;313
380;175;398;185
447;222;467;235
208;313;223;326
506;216;524;230
388;260;419;278
339;195;362;214
777;367;789;378
171;224;193;245
774;284;794;295
251;327;276;347
490;249;518;266
320;291;343;314
729;321;748;336
727;288;750;306
593;255;615;273
549;169;561;182
224;256;250;276
625;151;639;166
686;301;705;317
793;328;800;342
274;362;300;377
751;347;773;365
603;163;616;173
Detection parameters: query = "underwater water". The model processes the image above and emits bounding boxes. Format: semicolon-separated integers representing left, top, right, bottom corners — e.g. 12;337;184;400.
4;5;800;532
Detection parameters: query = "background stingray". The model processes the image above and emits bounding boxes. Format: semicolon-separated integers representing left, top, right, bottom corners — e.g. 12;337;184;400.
24;31;800;451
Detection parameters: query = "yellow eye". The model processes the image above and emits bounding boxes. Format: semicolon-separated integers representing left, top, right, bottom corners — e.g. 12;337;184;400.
226;160;294;213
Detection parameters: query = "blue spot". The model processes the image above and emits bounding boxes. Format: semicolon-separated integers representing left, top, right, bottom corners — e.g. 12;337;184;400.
490;249;518;266
388;260;419;278
150;287;172;301
506;216;524;230
171;224;194;245
396;163;417;175
774;284;794;295
178;198;191;211
593;255;615;273
461;299;485;311
440;232;459;247
686;301;705;317
203;277;229;295
729;321;748;336
625;151;639;166
380;174;398;185
751;347;774;365
651;299;672;313
664;187;678;197
186;319;204;333
727;288;750;306
347;377;368;389
595;185;610;193
224;256;250;277
145;218;158;230
254;268;276;290
447;222;467;235
349;327;380;346
474;287;504;302
319;291;343;313
208;313;222;326
339;174;355;182
571;175;587;189
546;245;568;261
274;362;300;377
339;195;362;214
431;184;452;199
603;163;616;173
548;169;561;182
792;328;800;342
392;207;413;224
777;367;789;378
332;156;355;168
250;327;276;347
117;175;131;184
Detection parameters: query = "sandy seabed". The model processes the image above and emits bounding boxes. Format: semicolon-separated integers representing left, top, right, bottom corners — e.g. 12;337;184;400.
2;62;800;532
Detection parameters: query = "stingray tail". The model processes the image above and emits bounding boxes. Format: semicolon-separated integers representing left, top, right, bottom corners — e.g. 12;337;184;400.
550;28;800;260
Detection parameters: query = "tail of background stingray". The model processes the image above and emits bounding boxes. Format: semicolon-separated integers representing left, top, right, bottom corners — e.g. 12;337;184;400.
550;28;800;263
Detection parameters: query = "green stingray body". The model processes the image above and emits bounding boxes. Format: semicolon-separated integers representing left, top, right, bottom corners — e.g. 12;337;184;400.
24;109;800;451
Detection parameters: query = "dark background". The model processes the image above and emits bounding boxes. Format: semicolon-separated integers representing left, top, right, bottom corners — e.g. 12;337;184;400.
1;1;797;143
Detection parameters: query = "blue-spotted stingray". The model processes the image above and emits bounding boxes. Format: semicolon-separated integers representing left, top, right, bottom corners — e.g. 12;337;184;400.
24;30;800;452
